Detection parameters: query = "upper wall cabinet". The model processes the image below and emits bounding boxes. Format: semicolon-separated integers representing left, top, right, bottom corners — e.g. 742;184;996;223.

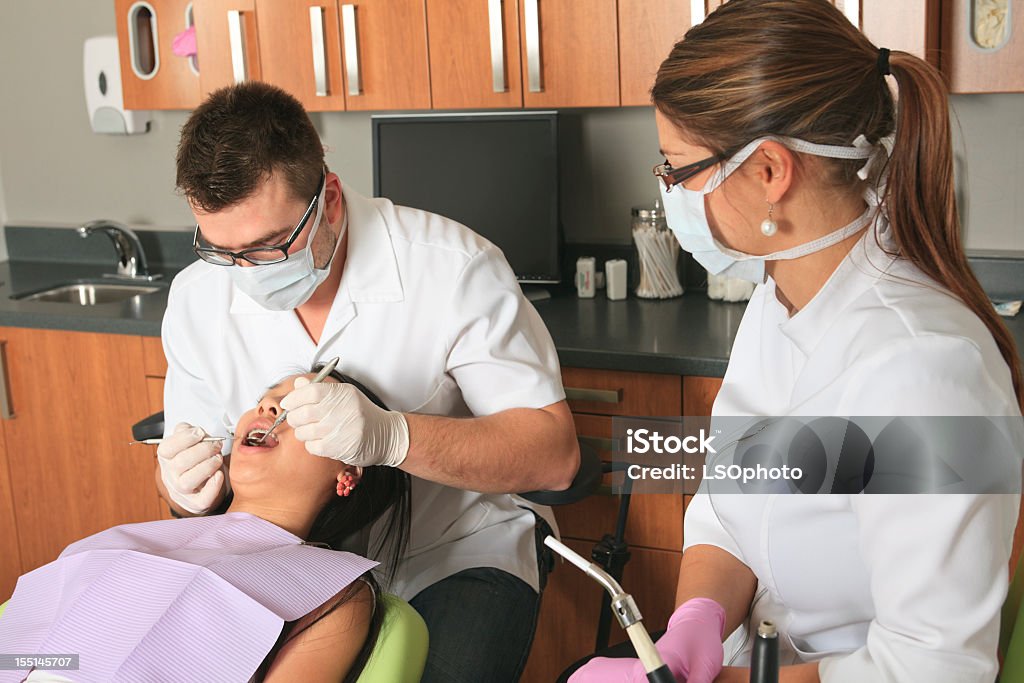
943;0;1024;93
254;1;347;111
337;0;432;111
426;0;523;109
856;0;940;65
115;0;201;109
519;0;620;108
618;0;694;106
192;0;430;110
192;0;262;97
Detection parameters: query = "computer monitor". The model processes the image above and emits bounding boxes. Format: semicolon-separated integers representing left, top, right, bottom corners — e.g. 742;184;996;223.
372;112;561;284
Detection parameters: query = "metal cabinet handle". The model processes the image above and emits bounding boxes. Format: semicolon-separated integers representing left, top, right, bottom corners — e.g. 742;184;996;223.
227;9;249;83
578;435;616;452
690;0;706;26
0;342;13;419
564;386;624;404
309;6;329;96
487;0;506;93
524;0;541;92
341;4;361;95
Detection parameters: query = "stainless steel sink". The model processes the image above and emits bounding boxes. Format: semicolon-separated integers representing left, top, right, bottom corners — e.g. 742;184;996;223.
14;282;164;305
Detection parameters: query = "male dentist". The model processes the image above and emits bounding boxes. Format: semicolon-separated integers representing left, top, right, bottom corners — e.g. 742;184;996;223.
155;81;578;683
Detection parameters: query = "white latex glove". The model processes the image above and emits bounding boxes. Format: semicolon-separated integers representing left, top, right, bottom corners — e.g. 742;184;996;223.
156;422;226;514
281;377;409;467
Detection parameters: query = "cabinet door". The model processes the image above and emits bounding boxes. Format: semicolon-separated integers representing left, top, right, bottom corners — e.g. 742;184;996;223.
943;0;1024;93
426;0;523;109
256;0;348;111
618;0;693;106
0;414;22;600
857;0;940;66
338;0;432;111
193;0;262;97
557;414;685;551
519;0;619;108
0;329;163;572
116;0;202;109
521;540;681;683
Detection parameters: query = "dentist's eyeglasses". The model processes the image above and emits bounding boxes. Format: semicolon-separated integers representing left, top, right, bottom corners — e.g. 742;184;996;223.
653;154;723;191
193;171;326;266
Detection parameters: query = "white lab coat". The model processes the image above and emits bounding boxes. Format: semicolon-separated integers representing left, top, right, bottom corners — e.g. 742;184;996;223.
684;220;1021;682
161;185;565;600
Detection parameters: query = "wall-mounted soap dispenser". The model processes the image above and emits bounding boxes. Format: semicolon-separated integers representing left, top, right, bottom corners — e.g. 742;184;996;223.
83;35;151;135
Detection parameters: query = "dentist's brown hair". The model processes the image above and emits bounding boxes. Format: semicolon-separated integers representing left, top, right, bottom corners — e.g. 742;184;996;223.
653;0;1022;408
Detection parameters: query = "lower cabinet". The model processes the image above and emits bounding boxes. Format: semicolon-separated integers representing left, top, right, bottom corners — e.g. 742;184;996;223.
521;368;721;683
0;328;166;583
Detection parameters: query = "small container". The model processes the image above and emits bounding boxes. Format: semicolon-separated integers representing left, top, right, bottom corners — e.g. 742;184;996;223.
632;202;684;299
576;257;596;298
605;259;627;300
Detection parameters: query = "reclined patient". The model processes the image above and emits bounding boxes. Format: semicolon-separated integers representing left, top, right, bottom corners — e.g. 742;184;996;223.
0;367;410;683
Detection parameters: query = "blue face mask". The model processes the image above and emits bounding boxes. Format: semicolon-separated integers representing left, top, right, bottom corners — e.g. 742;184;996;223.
660;135;890;283
227;186;343;311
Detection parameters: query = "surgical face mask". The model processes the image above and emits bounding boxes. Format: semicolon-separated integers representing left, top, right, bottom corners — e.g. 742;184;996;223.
227;189;342;311
660;134;891;283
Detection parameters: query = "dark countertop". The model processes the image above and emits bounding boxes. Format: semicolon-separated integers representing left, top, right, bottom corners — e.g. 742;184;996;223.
0;259;742;376
0;258;1021;380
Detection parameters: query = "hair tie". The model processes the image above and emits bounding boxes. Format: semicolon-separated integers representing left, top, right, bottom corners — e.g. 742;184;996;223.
876;47;891;77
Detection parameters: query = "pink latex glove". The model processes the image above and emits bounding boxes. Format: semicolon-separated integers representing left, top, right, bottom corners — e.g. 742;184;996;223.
569;598;726;683
172;25;197;58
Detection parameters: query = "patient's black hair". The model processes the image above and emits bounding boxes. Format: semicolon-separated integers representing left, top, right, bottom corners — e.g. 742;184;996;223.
255;366;412;683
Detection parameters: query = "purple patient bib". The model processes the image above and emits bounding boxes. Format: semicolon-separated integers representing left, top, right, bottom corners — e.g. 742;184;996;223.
0;512;377;683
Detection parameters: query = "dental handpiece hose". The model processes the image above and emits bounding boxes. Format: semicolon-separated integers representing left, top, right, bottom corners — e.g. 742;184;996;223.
543;536;676;683
750;620;779;683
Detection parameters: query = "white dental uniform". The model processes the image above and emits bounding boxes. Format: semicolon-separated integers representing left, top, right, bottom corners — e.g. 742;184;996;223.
684;220;1021;682
161;185;565;600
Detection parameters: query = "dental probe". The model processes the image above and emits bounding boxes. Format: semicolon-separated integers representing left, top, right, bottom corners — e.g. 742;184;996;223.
129;436;227;446
543;536;676;683
254;356;340;445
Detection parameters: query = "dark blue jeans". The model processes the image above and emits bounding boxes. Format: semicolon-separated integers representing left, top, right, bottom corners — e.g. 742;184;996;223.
409;514;555;683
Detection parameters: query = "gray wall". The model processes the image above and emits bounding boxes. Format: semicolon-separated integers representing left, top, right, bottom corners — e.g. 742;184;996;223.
0;1;1021;250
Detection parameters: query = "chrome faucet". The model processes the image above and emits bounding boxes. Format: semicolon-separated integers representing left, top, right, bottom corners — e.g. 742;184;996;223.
77;220;160;280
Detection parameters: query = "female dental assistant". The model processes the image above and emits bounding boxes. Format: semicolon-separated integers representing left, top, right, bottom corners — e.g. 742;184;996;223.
572;1;1023;682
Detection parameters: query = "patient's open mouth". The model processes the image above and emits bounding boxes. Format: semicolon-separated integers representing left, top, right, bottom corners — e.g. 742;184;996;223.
243;427;279;449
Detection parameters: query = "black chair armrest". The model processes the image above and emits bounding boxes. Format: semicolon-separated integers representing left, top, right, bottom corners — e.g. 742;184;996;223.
132;411;165;441
519;440;603;506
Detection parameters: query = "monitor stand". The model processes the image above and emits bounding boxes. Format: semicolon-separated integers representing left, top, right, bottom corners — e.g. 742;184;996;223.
521;285;552;302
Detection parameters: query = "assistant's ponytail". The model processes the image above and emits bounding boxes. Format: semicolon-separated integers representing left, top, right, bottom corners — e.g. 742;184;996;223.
883;51;1023;409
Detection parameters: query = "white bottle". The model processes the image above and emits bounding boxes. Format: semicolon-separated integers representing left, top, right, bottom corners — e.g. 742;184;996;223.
605;259;627;301
576;257;596;298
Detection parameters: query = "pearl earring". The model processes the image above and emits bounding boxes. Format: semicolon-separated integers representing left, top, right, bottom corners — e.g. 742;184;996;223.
760;204;778;237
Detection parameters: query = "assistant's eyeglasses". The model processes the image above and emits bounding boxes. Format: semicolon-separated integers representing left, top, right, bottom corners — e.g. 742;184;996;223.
652;154;724;191
193;171;327;266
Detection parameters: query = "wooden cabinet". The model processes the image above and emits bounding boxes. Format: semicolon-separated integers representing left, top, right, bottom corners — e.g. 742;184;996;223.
114;0;201;109
336;0;432;111
254;0;349;111
617;0;693;106
523;367;721;682
193;0;431;110
519;0;620;108
0;329;164;574
860;0;940;65
193;0;262;97
426;0;523;109
942;0;1024;93
0;414;22;600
